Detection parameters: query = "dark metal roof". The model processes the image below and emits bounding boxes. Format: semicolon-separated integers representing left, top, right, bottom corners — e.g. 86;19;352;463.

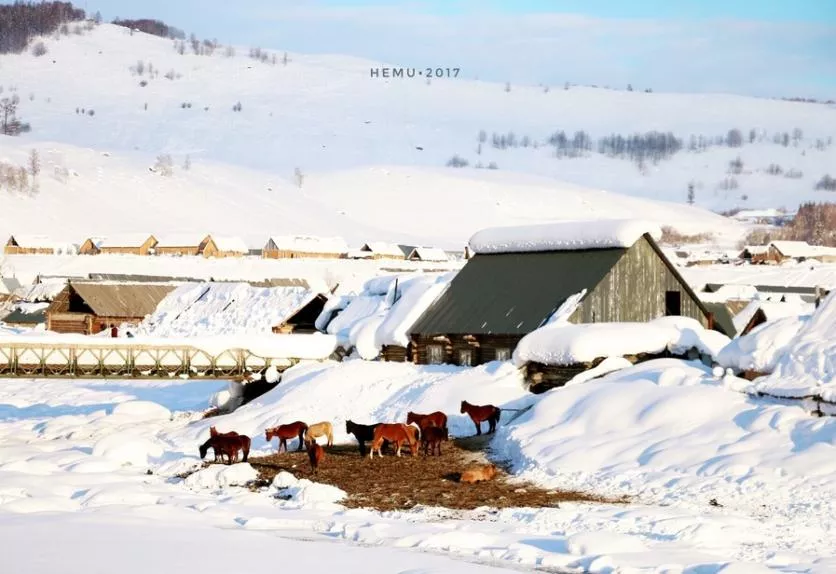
410;249;624;336
1;308;46;324
702;302;737;338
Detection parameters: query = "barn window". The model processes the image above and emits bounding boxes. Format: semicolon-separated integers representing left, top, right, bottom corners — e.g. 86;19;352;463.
458;349;474;366
427;344;444;365
495;348;511;361
665;291;682;316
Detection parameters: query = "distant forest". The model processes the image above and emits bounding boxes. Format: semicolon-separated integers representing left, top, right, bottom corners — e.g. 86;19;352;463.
0;2;85;54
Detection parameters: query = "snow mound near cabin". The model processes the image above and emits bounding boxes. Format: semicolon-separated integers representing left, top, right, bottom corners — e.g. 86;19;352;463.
91;433;165;467
184;463;259;489
751;292;836;400
469;219;662;254
716;314;810;374
513;316;729;366
497;359;836;501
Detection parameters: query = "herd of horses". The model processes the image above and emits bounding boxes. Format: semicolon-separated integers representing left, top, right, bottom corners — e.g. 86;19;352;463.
198;400;503;475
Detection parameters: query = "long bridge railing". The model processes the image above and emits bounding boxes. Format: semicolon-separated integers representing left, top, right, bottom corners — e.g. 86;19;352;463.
0;342;302;378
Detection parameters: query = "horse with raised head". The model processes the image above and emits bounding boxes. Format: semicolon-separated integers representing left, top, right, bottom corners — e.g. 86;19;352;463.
406;411;447;432
345;420;381;456
306;437;325;474
304;421;334;447
421;425;448;456
199;434;251;465
460;400;501;435
265;421;308;453
369;423;418;459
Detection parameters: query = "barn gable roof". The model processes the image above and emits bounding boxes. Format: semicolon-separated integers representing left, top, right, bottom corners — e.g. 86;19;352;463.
6;235;54;249
155;234;210;248
68;283;175;318
95;234;156;249
410;247;624;336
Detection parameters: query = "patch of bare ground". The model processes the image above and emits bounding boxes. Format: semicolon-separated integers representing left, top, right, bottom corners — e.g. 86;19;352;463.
244;436;627;512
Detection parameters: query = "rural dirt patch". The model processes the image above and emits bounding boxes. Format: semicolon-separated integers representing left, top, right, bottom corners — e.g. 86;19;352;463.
244;435;626;512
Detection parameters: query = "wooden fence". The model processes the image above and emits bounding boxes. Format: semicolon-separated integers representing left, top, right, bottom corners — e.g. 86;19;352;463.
0;342;301;378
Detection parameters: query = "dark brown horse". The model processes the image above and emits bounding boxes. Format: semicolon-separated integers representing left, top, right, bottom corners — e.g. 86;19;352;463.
199;434;251;465
345;420;381;456
369;423;417;459
421;425;448;456
208;426;239;463
306;437;325;475
460;400;501;435
265;422;308;452
406;411;447;432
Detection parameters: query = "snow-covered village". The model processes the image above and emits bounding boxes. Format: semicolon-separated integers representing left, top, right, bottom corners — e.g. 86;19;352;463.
1;2;835;573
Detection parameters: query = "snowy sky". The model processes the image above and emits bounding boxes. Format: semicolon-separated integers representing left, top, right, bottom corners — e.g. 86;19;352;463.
87;1;836;98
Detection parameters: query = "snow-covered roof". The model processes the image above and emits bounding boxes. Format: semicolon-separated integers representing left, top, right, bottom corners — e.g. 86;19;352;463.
7;235;54;249
138;282;318;337
14;280;67;302
407;247;449;261
741;245;769;255
266;235;348;254
770;241;816;258
374;273;454;348
94;234;155;248
0;277;22;295
210;236;249;253
154;234;209;248
362;242;406;257
514;316;730;367
468;219;663;255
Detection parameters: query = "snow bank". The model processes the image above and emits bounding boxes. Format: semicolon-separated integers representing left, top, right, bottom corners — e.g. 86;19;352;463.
716;315;809;374
514;316;729;367
184;463;259;489
752;293;836;400
92;433;164;467
271;471;346;509
139;282;319;337
374;273;453;347
469;219;662;254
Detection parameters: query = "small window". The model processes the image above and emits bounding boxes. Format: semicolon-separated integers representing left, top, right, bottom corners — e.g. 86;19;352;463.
458;348;473;366
665;290;682;316
495;348;511;362
427;344;444;365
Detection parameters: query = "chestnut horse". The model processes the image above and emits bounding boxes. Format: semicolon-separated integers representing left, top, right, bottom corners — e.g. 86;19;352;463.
460;400;501;435
369;423;418;459
406;411;447;432
199;434;251;465
209;426;239;463
304;421;334;447
265;421;308;452
306;437;325;474
421;425;448;456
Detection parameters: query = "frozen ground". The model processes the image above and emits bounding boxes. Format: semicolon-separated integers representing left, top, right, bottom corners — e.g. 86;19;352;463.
1;357;835;572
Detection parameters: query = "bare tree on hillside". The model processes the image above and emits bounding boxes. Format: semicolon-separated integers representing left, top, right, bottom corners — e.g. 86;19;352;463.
294;167;304;188
153;154;174;176
28;149;40;177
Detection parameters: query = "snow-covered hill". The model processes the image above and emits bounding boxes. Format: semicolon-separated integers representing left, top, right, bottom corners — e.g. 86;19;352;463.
1;22;834;243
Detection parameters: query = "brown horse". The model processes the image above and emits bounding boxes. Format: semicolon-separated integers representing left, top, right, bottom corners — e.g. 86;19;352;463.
421;425;448;456
369;423;418;459
460;400;501;435
265;421;308;453
306;437;325;474
208;426;239;462
199;434;251;465
406;411;447;432
304;421;334;447
345;420;385;456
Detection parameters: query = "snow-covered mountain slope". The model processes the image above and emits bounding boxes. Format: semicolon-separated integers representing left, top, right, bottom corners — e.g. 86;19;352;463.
0;139;745;247
1;23;832;242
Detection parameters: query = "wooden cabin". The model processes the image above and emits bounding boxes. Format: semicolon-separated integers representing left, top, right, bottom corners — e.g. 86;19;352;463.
46;282;174;335
262;236;348;259
78;234;158;256
153;234;212;257
738;245;770;264
4;235;54;255
271;293;329;333
355;242;408;260
202;236;248;258
409;230;719;368
406;247;449;262
762;241;836;264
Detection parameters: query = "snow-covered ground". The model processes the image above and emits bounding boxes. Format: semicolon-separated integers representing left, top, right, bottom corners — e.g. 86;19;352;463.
2;354;836;572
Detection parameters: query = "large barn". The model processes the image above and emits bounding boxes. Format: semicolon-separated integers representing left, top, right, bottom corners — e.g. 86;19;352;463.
4;235;55;255
409;220;719;366
262;235;348;259
78;234;158;256
46;282;175;335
